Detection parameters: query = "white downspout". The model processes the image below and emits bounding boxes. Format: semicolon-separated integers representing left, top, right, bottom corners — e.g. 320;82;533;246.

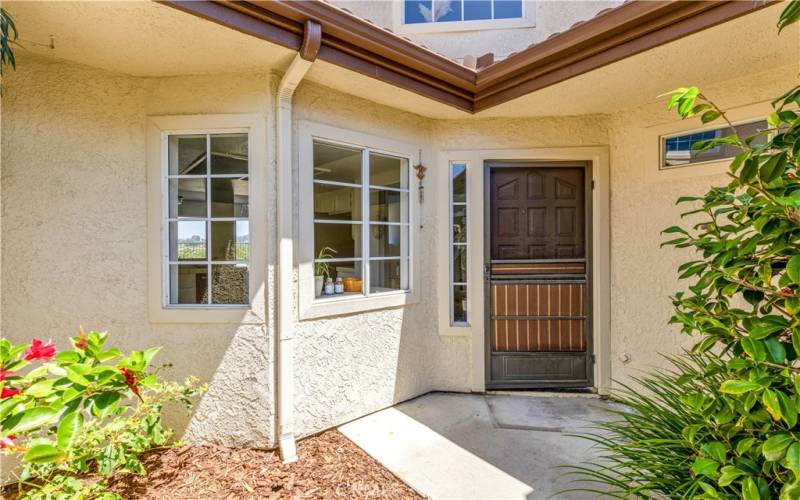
276;20;320;464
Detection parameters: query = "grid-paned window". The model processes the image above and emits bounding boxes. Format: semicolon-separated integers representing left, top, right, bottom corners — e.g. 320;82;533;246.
313;140;410;299
661;119;768;169
404;0;523;24
165;132;250;305
450;162;468;325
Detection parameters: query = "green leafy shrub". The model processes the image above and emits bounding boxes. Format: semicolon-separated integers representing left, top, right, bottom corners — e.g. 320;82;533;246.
564;354;728;497
566;3;800;498
0;330;204;499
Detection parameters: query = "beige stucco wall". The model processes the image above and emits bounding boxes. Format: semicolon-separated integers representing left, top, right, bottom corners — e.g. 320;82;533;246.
288;80;472;436
329;0;622;63
0;52;474;449
1;54;276;450
604;63;799;384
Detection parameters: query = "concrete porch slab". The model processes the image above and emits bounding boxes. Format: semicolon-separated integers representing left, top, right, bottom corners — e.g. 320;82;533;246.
338;392;624;499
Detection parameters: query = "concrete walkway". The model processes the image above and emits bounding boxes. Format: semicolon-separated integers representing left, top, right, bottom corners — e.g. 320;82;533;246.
339;392;623;500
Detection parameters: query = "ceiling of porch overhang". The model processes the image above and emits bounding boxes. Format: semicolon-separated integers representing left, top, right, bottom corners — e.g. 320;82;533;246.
477;3;799;118
5;1;297;77
6;1;798;120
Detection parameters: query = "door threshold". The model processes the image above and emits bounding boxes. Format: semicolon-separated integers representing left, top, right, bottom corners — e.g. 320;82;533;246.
486;388;600;399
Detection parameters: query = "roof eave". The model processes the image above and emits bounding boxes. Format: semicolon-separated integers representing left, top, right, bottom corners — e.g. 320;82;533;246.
159;0;777;115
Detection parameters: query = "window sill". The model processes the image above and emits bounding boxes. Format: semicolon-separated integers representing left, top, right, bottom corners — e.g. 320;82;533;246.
394;18;534;35
300;290;417;320
148;304;264;324
440;323;472;337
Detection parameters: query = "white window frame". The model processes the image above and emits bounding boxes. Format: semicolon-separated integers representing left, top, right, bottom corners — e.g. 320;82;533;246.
163;129;251;309
393;0;535;35
449;161;469;326
146;114;267;324
298;122;420;320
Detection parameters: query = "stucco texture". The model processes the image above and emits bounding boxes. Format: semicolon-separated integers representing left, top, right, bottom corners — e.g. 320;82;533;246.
290;81;472;436
604;64;800;384
1;54;276;449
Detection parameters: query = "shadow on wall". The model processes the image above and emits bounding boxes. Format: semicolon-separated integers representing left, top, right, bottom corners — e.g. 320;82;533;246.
162;322;274;449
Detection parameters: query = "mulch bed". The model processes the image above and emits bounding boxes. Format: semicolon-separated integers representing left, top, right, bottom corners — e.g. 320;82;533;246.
105;430;420;499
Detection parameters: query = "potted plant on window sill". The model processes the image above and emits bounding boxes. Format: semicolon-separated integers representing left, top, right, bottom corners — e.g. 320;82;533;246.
314;246;336;297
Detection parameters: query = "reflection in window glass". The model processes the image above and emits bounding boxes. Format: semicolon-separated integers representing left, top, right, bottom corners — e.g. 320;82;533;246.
370;259;408;293
369;189;408;223
404;0;522;24
370;225;408;258
661;120;768;168
494;0;522;19
210;134;248;175
168;135;206;175
170;221;206;261
169;178;206;218
313;142;362;185
450;162;468;325
370;153;408;189
166;133;250;306
211;178;249;217
453;285;467;323
313;140;411;300
211;264;249;304
169;264;208;305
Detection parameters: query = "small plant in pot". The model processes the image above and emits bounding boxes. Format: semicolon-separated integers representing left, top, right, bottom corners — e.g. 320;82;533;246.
314;247;337;297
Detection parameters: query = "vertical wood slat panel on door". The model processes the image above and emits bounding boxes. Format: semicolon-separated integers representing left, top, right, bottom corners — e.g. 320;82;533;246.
490;282;585;352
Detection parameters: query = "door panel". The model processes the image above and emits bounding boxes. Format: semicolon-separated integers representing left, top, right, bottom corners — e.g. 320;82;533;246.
486;164;592;389
491;168;585;260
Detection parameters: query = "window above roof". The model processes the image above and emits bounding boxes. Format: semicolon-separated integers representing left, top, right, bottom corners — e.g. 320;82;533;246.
398;0;534;34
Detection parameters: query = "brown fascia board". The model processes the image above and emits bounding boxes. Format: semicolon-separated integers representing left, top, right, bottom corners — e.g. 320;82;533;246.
473;0;775;111
160;0;775;115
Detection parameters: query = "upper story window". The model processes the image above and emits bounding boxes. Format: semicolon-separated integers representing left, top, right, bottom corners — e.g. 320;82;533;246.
660;119;768;169
165;132;250;306
404;0;523;25
312;140;411;301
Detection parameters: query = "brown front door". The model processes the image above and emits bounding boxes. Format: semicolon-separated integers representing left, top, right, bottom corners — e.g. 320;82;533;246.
485;162;592;389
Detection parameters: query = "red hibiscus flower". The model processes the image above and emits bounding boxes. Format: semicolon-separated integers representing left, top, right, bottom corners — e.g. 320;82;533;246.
74;328;88;350
0;435;17;449
0;370;14;381
1;386;21;399
120;368;143;402
24;339;57;361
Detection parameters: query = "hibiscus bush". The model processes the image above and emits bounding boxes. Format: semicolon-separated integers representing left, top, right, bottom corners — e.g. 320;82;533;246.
0;330;204;499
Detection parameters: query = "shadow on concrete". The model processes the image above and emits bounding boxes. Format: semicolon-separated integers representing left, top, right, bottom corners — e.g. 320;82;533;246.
341;391;625;500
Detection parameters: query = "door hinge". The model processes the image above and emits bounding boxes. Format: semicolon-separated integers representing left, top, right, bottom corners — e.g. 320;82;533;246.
590;353;596;364
591;180;595;190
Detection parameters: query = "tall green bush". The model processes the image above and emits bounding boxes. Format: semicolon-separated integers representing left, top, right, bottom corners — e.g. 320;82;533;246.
567;2;800;498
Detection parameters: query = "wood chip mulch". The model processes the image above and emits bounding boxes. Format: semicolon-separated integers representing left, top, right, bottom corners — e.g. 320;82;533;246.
105;430;421;499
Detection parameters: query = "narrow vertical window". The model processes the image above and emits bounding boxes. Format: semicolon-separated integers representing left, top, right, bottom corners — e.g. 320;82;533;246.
165;132;250;306
450;162;468;325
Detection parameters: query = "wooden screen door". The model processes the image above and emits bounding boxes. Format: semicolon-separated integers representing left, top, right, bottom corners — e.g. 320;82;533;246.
485;162;593;389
